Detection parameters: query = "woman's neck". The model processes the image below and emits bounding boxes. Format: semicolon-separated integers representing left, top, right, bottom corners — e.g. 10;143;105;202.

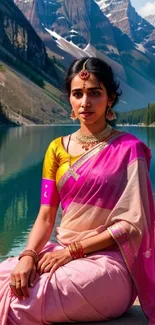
80;121;107;135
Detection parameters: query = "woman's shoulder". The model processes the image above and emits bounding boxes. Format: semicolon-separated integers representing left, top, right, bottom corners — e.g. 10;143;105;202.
115;131;147;148
114;131;151;167
45;137;62;154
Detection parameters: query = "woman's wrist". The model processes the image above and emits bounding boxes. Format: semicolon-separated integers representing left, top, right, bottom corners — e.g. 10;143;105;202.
68;242;86;259
18;249;39;264
18;255;35;263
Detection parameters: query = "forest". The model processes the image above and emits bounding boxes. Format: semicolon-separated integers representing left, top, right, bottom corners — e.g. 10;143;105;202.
117;103;155;126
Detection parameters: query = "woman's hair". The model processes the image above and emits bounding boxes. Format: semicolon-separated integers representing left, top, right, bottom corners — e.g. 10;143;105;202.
65;57;121;107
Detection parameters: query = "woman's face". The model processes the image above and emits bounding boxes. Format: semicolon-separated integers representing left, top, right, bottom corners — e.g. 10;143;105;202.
69;72;112;125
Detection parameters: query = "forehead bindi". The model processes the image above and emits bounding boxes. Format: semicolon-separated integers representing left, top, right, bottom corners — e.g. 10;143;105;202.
71;73;104;91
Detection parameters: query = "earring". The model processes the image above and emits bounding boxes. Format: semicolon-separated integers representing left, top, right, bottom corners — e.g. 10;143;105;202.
70;110;77;121
106;106;116;121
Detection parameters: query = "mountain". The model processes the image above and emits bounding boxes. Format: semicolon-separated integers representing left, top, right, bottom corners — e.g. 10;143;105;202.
0;0;58;79
13;0;74;65
13;0;155;112
14;0;125;62
0;0;70;125
95;0;155;55
144;15;155;27
0;60;69;125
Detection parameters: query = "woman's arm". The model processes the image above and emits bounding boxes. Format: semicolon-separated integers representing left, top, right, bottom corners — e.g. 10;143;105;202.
10;205;58;299
25;204;58;253
37;229;116;276
81;230;116;255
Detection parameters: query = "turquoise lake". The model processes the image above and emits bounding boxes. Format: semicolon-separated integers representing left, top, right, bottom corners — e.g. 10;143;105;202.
0;125;155;261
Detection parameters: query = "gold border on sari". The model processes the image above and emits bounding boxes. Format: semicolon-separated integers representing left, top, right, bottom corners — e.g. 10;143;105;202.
107;222;139;284
57;132;125;193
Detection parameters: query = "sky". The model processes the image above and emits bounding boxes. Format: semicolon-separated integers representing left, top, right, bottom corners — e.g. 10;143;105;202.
131;0;155;17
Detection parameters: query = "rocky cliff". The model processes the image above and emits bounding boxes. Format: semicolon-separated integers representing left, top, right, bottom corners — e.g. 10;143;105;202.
95;0;155;55
0;0;48;69
13;0;74;64
0;0;70;125
6;0;155;113
14;0;135;64
0;0;62;86
0;60;69;126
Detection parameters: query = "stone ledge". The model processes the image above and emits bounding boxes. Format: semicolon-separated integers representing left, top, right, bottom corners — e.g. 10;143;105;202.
104;306;148;324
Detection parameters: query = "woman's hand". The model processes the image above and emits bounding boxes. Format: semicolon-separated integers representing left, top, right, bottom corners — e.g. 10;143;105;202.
10;256;36;299
37;248;72;275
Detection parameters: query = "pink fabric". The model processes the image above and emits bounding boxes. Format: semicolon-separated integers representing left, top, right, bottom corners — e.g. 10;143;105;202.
57;132;155;324
59;133;151;211
41;178;60;206
0;132;154;324
0;243;134;325
108;219;155;325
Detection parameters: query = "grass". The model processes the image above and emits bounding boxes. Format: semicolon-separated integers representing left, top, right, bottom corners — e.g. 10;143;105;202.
0;63;6;72
44;89;70;111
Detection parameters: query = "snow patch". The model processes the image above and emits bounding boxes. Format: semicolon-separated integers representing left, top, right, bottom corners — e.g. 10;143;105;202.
112;17;128;23
70;29;78;34
58;17;65;20
135;43;146;53
94;0;110;10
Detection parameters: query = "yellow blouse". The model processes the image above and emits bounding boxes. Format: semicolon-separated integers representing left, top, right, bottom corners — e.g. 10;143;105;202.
42;137;81;185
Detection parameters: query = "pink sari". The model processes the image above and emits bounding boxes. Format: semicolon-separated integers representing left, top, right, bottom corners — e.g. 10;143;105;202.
56;132;155;324
0;132;154;324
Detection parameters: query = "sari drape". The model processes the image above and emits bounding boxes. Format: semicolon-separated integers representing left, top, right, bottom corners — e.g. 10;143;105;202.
0;132;154;324
55;132;155;324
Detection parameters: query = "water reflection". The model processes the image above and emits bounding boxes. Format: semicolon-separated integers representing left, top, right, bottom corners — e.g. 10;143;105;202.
0;163;41;259
0;125;78;182
0;162;61;260
0;126;78;260
0;125;154;261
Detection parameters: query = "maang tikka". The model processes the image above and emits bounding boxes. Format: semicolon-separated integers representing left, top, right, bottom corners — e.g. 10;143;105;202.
70;59;90;121
78;59;90;80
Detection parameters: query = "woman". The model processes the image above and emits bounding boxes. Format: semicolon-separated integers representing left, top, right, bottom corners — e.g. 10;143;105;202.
0;57;154;325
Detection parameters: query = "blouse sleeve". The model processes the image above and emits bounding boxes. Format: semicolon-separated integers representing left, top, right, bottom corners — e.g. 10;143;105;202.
40;140;60;207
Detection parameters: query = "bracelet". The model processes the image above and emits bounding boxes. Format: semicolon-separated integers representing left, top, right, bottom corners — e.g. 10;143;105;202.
18;249;39;264
68;242;86;260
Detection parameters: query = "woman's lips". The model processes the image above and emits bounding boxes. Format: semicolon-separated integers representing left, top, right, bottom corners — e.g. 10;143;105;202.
79;112;94;117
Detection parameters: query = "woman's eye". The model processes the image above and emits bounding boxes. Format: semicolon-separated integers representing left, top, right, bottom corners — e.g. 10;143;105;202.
90;91;100;97
73;92;82;98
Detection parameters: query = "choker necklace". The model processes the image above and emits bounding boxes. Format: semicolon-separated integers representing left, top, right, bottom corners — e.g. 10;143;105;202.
76;124;112;151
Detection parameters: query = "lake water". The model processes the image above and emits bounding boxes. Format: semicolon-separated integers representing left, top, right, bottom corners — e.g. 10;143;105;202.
0;125;155;261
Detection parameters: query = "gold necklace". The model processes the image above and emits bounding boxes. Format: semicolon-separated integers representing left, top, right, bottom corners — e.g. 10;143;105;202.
67;128;120;180
68;136;111;181
76;124;112;151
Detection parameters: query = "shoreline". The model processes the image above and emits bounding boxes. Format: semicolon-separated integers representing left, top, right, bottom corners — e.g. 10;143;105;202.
117;124;155;127
0;123;155;127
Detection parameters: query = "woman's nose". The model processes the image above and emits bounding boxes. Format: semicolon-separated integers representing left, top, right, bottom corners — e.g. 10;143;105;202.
81;95;91;108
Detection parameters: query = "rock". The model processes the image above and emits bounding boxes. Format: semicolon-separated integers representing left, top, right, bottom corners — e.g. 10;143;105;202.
104;305;148;324
0;0;47;70
96;0;155;55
